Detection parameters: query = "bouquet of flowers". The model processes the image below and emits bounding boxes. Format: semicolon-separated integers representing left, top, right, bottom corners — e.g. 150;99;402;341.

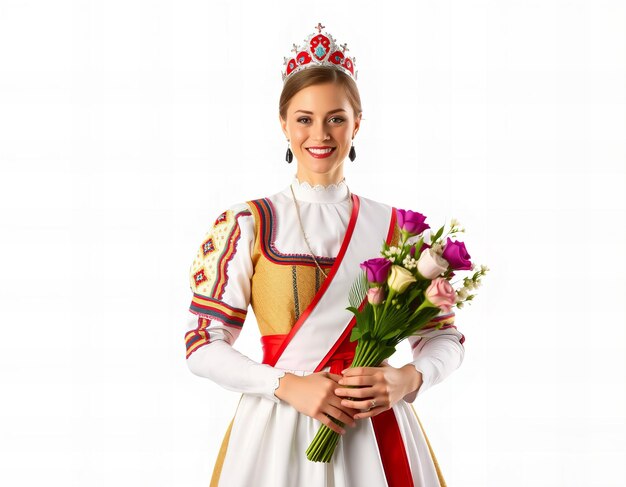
305;209;488;462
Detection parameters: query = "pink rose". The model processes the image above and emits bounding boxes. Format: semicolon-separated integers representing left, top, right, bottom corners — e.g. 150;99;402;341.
366;287;385;305
425;277;456;313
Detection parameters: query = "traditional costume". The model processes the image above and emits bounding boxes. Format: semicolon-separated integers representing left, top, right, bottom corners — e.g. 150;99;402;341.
184;177;465;487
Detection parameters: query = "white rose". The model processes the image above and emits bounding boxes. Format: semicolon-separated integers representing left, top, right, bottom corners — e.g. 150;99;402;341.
416;248;449;280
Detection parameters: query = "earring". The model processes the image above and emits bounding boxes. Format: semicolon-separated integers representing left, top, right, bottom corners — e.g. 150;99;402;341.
285;139;293;163
349;142;356;162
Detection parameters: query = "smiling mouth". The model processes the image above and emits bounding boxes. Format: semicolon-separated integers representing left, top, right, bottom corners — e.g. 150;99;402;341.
306;147;336;155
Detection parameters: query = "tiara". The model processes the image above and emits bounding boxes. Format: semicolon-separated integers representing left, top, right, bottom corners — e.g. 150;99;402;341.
281;22;358;84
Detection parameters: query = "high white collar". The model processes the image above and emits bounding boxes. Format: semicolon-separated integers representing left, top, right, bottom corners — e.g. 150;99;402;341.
282;175;351;204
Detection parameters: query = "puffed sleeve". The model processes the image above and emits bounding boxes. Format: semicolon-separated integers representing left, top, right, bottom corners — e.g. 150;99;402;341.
402;310;465;403
184;202;286;403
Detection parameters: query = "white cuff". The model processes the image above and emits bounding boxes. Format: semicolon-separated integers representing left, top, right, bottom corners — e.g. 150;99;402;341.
402;359;436;403
402;330;465;403
186;340;287;404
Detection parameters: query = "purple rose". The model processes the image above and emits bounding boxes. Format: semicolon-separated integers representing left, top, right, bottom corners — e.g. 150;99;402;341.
442;237;472;270
360;257;392;284
397;209;430;236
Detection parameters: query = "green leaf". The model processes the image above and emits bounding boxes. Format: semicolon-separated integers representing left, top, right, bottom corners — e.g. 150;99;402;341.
382;329;401;340
350;327;362;341
432;224;445;242
405;285;424;302
348;271;368;308
346;306;361;317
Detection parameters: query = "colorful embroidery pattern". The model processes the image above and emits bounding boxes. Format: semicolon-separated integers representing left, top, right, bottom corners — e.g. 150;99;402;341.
214;211;228;225
189;208;251;300
193;269;207;286
248;197;336;266
202;238;215;255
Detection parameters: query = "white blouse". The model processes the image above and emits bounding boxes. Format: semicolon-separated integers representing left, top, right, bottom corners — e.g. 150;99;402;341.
184;175;465;404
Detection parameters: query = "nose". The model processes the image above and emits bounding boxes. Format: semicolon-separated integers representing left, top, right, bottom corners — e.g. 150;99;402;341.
311;122;331;142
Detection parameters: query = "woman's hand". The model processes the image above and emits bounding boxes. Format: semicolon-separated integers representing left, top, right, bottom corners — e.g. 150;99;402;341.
274;372;360;435
335;363;423;420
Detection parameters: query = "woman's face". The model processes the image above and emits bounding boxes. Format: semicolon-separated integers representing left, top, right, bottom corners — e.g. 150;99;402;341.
280;82;360;184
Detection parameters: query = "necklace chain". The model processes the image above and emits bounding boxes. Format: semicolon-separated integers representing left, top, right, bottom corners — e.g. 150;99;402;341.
289;179;352;279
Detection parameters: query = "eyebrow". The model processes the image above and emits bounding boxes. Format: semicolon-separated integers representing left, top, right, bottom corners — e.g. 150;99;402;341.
294;108;347;115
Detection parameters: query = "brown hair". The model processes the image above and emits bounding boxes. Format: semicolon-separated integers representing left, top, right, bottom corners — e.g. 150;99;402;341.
278;66;362;121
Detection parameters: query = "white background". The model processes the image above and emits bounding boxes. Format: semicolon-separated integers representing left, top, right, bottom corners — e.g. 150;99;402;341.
1;1;624;486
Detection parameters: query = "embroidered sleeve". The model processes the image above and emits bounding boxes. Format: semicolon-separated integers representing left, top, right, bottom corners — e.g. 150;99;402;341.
185;203;254;357
403;309;465;403
184;202;286;404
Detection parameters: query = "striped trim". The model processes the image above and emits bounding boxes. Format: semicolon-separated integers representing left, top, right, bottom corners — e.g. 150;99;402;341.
410;324;465;349
411;311;466;348
422;311;456;329
427;310;456;323
189;293;247;328
210;210;248;299
248;197;336;266
185;317;212;358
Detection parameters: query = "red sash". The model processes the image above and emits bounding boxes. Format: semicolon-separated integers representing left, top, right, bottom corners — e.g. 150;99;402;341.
260;196;414;486
317;329;415;487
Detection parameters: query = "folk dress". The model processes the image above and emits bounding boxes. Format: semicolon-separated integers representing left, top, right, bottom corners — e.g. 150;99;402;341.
184;176;465;487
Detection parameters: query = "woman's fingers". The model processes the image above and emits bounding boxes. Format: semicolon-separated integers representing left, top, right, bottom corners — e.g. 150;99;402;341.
327;401;357;427
335;385;375;398
326;372;343;382
340;396;388;412
353;405;386;420
315;411;346;435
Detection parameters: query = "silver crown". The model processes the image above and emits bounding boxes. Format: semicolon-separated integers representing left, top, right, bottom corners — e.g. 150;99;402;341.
281;22;358;83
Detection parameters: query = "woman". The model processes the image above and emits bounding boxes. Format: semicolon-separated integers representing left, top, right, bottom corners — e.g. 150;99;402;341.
184;23;465;487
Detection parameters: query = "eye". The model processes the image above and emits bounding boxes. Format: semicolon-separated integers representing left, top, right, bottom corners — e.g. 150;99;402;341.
297;116;345;124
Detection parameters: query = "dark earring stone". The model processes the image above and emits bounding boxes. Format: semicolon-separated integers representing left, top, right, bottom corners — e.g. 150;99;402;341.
286;146;293;163
349;144;356;162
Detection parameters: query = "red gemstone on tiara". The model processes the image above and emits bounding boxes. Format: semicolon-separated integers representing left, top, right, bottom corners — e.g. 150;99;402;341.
285;58;297;76
329;51;345;65
309;34;331;61
296;51;312;67
344;59;354;75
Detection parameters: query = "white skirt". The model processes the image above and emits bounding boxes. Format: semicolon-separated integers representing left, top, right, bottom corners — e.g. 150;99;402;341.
210;367;446;487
